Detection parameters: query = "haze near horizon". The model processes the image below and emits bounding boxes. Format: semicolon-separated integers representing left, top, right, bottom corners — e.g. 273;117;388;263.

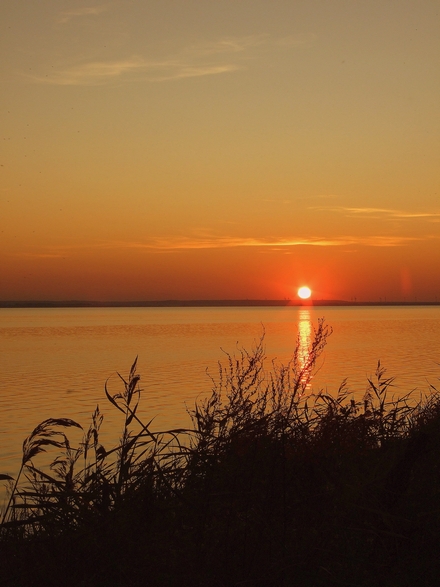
1;1;439;302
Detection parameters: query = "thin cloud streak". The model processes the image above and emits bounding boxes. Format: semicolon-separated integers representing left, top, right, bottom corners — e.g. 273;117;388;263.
156;64;241;82
57;4;110;24
29;58;239;86
187;35;269;55
312;206;440;220
101;234;424;251
13;233;437;259
181;33;314;57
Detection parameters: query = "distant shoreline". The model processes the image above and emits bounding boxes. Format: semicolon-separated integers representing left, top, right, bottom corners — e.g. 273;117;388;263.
1;300;439;308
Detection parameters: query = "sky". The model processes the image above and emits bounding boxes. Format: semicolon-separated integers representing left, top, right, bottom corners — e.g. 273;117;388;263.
1;0;439;302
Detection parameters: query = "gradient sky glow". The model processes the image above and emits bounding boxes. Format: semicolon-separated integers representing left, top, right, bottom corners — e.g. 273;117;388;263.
1;0;439;301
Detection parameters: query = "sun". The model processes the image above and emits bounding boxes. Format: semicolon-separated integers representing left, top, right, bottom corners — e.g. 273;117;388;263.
297;286;312;300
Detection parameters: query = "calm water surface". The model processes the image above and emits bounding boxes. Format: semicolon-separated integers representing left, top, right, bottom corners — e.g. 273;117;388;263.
1;306;440;482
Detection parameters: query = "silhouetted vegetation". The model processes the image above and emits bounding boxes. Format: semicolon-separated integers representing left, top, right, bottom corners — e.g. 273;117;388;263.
2;319;440;586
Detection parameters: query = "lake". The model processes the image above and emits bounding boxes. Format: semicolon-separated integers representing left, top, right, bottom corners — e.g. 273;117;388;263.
1;305;440;483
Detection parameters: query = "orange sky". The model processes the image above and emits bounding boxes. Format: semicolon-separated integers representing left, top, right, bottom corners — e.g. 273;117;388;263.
1;1;439;302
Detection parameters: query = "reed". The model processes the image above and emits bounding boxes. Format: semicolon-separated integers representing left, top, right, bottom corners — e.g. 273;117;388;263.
1;319;440;587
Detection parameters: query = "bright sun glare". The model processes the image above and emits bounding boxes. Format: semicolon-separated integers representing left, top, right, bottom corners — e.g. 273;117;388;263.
298;286;312;300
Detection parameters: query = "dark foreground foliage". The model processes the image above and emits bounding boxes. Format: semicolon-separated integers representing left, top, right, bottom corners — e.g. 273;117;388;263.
2;319;440;587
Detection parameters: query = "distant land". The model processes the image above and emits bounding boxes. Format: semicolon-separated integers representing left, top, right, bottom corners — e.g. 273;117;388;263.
1;300;439;308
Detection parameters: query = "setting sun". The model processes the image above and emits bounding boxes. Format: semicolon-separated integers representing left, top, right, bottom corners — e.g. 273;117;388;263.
298;286;312;300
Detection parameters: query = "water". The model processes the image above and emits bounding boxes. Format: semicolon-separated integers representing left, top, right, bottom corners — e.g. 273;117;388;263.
1;306;440;483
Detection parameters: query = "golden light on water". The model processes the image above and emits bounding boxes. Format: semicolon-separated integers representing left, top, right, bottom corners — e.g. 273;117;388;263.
297;308;313;391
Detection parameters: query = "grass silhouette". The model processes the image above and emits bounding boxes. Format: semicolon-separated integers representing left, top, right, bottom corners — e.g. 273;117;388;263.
1;319;440;586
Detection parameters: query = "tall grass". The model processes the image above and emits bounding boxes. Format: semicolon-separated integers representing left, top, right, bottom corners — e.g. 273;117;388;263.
0;357;191;540
1;318;440;587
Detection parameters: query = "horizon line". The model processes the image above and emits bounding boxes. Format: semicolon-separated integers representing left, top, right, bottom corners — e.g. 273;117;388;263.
1;299;439;308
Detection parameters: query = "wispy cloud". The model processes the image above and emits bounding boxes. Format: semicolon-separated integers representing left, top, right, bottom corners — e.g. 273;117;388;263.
188;33;316;53
114;236;345;250
187;35;269;56
29;57;240;85
99;234;426;251
13;233;437;260
42;57;152;85
312;206;440;221
28;32;315;86
57;4;110;24
158;64;241;82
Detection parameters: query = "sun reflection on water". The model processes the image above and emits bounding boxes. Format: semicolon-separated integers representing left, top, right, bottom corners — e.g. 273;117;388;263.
297;308;313;391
